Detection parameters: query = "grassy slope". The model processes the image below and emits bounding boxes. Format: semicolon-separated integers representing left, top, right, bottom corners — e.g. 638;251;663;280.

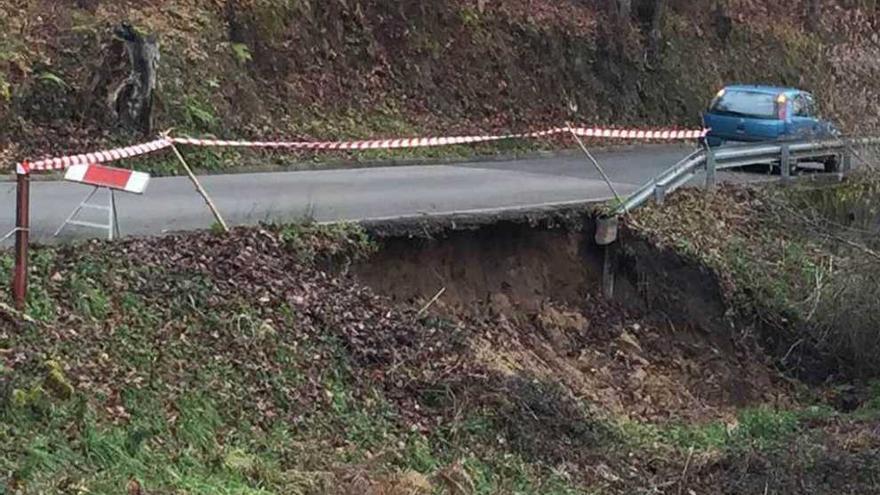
629;174;880;379
2;1;879;174
0;223;879;494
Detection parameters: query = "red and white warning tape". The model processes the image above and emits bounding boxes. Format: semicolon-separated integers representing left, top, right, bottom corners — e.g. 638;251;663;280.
170;128;565;150
569;128;706;140
17;138;173;174
170;126;707;150
16;126;708;174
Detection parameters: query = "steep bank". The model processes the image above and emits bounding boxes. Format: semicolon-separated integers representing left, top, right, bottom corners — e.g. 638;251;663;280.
626;174;880;382
0;209;879;492
3;1;880;173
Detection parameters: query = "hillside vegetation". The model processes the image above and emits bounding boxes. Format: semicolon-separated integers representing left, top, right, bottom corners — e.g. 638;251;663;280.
2;220;880;494
2;0;880;172
629;173;880;381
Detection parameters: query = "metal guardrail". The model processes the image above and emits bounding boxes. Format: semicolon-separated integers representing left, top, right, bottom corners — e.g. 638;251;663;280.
611;136;880;216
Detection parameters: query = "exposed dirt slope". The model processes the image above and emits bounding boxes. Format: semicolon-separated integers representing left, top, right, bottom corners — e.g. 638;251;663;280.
355;222;790;422
627;176;880;381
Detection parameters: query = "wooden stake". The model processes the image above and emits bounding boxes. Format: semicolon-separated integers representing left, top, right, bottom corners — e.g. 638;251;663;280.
416;287;446;318
566;123;623;204
170;143;229;233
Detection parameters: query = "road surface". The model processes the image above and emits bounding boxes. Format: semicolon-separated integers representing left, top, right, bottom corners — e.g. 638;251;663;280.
0;144;761;244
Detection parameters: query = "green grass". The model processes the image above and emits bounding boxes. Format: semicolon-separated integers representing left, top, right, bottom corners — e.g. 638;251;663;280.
1;393;291;494
619;407;801;454
851;381;880;420
0;226;593;494
275;222;377;265
0;352;592;494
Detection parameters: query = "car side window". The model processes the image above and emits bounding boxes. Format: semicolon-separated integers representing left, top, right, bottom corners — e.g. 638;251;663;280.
804;94;818;117
794;94;816;118
793;96;807;117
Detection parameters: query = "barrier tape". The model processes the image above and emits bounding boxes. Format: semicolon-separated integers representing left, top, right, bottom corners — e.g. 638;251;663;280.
16;126;708;174
170;128;565;150
170;126;708;150
570;128;706;140
18;138;173;174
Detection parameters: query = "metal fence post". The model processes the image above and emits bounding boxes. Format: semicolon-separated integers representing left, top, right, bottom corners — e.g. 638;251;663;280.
705;148;717;190
842;147;853;173
601;243;616;299
654;183;667;205
595;216;619;299
781;144;791;184
12;169;30;310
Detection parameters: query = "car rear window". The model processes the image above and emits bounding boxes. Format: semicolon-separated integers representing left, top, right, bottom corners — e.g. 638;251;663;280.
711;90;778;119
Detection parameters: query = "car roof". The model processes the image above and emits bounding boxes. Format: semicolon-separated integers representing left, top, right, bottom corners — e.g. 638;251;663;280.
724;84;803;95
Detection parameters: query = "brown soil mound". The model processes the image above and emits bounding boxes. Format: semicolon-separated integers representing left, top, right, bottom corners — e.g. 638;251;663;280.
355;221;792;424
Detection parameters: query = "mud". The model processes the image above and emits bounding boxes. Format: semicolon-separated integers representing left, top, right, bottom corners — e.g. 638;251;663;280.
357;218;602;312
355;215;791;423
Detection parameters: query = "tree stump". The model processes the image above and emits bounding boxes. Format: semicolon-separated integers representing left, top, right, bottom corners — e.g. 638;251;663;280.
109;23;160;135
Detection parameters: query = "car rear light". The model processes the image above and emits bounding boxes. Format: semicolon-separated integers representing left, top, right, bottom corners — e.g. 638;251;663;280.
776;94;788;120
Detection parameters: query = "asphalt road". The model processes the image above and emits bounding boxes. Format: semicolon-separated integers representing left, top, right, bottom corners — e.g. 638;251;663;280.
0;144;762;244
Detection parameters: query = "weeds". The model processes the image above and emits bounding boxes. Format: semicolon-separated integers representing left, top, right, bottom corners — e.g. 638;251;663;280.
633;176;880;378
183;97;218;131
24;248;58;322
275;221;376;266
0;224;601;494
620;407;800;455
230;42;253;64
2;216;879;493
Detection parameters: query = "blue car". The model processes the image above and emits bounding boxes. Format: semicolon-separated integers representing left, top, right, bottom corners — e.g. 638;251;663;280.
703;85;840;170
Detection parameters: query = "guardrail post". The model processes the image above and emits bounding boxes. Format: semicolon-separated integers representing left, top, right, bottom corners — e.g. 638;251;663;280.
595;216;619;299
705;148;717;191
654;183;667;205
601;243;616;299
12;171;30;310
780;144;791;184
842;147;853;173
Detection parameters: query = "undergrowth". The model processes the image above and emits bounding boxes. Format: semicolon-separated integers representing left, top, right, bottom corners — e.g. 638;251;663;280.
1;219;879;493
630;173;880;379
0;223;600;494
4;1;880;171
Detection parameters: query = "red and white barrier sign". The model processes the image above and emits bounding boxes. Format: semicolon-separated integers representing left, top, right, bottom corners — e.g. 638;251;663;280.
64;164;151;194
